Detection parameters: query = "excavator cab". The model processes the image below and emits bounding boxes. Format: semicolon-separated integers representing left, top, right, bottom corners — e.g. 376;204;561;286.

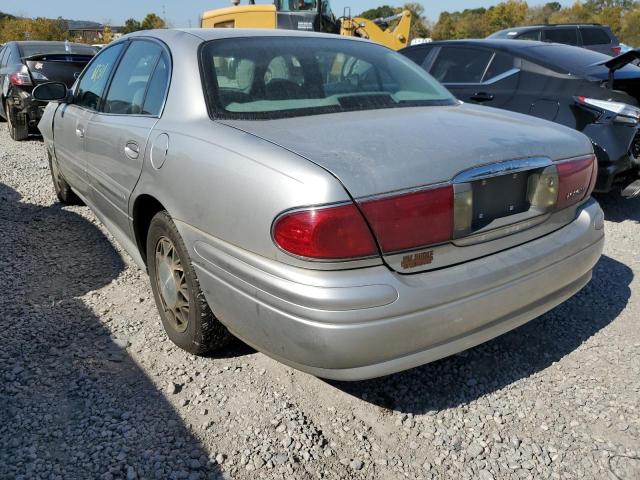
201;1;411;51
201;0;339;34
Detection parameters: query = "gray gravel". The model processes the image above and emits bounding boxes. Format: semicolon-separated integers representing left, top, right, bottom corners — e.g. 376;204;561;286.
1;127;639;480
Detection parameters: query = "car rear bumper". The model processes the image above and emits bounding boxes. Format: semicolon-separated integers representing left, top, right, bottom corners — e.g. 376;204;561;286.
180;199;604;381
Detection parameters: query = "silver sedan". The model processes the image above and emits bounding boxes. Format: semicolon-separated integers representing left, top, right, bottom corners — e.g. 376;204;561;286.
35;29;604;380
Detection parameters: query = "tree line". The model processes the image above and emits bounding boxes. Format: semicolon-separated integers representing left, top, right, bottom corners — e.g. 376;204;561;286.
363;1;640;45
0;12;166;44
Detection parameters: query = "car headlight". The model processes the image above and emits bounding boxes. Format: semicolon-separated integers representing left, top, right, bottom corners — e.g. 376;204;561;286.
576;96;640;125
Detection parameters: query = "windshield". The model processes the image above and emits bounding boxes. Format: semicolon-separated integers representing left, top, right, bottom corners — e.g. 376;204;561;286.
200;36;456;120
279;0;317;11
18;43;97;58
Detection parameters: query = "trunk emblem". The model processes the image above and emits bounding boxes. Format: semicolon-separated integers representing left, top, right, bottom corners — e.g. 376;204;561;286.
401;250;434;269
35;62;43;70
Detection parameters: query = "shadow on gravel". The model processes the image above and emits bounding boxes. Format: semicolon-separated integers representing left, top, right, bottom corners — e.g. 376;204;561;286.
332;255;632;414
596;193;640;223
0;183;222;479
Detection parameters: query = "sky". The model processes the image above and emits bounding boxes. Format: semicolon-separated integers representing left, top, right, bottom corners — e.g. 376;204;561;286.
0;0;573;28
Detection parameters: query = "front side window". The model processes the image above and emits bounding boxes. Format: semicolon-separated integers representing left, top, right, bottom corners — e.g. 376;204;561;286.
103;41;163;114
430;47;493;84
75;43;124;111
201;37;455;119
543;28;579;46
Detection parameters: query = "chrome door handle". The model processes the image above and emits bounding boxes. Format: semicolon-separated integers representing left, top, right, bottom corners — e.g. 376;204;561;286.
75;126;85;138
124;141;140;159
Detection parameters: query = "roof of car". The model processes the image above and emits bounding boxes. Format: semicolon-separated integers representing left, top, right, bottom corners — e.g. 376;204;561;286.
402;38;548;53
8;40;90;46
125;28;371;44
504;23;601;29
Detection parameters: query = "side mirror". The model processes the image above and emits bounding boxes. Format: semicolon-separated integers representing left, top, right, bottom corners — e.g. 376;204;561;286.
32;82;69;102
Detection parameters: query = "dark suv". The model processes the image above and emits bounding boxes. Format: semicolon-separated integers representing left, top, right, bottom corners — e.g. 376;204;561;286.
489;24;621;56
0;41;96;140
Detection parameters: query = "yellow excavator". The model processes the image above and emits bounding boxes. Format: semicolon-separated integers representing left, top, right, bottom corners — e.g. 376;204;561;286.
201;1;412;51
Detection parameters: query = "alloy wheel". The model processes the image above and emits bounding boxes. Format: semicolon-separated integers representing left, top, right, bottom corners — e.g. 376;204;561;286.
154;236;190;333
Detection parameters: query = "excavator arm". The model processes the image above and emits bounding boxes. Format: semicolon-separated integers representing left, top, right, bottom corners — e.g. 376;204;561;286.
340;10;412;51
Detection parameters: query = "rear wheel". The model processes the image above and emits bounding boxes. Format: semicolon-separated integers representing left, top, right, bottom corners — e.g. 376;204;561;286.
6;101;28;141
48;153;82;205
147;211;231;354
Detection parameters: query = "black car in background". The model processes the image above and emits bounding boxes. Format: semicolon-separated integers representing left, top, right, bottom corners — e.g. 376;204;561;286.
0;41;97;140
489;24;621;56
401;39;640;194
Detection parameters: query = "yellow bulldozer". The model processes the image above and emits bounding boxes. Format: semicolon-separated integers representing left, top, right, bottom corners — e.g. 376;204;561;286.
201;1;412;51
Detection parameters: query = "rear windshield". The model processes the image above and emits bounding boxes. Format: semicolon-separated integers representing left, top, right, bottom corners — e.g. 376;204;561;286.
522;43;640;76
18;43;97;58
200;36;456;120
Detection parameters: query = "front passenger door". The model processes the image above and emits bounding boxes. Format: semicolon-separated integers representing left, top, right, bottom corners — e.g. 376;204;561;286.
84;40;170;238
53;43;124;199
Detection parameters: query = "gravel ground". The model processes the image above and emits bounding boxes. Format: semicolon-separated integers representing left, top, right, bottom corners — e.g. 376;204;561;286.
1;127;639;480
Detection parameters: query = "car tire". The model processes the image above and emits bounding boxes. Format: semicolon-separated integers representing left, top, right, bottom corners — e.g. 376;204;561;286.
48;152;82;205
147;210;231;355
6;101;28;141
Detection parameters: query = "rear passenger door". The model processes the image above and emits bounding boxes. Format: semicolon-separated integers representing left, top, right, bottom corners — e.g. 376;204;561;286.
426;46;520;108
84;39;170;238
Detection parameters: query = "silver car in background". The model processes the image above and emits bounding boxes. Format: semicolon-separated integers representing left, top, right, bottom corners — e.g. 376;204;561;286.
35;29;604;380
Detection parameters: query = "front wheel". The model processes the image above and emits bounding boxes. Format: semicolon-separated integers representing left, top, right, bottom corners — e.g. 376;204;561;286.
48;153;82;205
6;101;28;141
147;211;231;354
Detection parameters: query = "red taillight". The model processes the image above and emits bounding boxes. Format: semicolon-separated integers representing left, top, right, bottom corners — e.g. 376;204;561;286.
9;71;32;86
359;185;454;254
611;46;622;55
272;203;377;260
556;154;597;210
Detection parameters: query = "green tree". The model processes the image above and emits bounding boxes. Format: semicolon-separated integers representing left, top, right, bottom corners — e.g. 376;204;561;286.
121;18;142;34
141;13;166;30
359;5;397;20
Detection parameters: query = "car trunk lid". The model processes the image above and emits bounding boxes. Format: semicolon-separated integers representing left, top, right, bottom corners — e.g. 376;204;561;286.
222;105;595;272
24;54;93;88
587;50;640;104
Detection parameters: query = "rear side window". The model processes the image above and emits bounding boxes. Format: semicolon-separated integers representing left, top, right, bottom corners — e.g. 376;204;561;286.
517;30;541;41
581;27;611;46
543;28;579;46
430;47;493;83
142;52;170;115
75;43;124;111
103;41;163;115
0;47;8;68
483;53;515;81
